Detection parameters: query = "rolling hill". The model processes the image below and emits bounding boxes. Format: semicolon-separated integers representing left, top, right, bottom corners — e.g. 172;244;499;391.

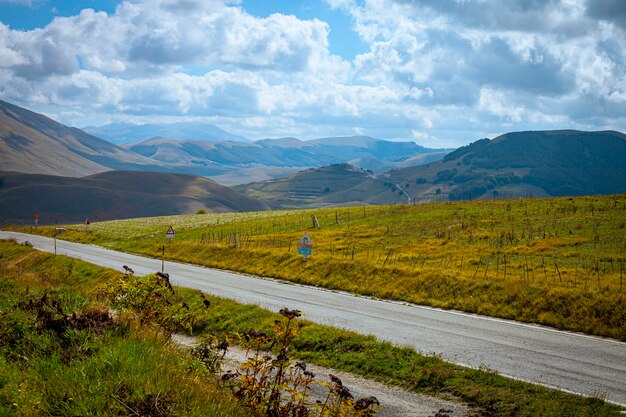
0;170;268;224
0;99;156;177
386;130;626;201
235;163;408;209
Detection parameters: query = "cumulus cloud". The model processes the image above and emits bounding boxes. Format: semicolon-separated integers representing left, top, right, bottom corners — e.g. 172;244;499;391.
0;0;624;145
0;1;353;122
330;0;626;142
0;1;336;76
586;0;626;30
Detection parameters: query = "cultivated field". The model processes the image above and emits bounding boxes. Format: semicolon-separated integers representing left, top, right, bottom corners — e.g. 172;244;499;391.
15;194;626;339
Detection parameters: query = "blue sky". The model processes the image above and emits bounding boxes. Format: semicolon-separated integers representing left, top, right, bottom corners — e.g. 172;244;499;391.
0;0;625;147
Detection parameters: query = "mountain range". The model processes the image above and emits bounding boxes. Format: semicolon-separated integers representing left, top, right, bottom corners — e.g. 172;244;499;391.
83;121;247;144
1;99;448;184
237;130;626;208
125;135;448;184
1;98;625;220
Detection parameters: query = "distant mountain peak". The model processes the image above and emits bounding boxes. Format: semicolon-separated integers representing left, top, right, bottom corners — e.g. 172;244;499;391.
83;121;248;144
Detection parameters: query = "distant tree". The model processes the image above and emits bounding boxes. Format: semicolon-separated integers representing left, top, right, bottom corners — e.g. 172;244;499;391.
435;188;441;195
324;187;331;193
435;169;457;183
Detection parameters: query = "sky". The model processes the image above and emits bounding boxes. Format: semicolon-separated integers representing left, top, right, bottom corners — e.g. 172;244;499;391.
0;0;625;147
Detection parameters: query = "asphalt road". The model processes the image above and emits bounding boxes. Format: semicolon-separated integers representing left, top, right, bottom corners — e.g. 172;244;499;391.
2;231;625;406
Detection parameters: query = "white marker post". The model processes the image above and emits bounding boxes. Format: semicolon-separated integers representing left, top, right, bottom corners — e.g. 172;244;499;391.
84;217;90;232
34;213;39;229
54;227;65;255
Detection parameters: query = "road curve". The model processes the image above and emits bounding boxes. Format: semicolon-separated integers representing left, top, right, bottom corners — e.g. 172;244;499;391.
2;231;625;406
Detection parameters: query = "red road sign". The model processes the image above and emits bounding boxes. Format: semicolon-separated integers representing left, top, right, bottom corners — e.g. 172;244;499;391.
166;225;175;239
84;218;90;225
34;213;39;219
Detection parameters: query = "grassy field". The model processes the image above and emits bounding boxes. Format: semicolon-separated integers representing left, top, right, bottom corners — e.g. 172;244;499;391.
0;240;248;416
10;194;626;339
1;239;622;416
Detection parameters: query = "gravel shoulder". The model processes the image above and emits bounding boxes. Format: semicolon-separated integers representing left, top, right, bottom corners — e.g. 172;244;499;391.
172;334;469;417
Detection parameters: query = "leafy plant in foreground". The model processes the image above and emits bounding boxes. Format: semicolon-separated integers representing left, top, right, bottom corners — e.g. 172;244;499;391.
104;271;380;416
104;271;204;336
217;308;380;417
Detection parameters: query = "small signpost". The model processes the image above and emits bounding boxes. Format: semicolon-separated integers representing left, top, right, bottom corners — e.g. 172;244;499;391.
163;226;175;272
84;217;90;232
297;232;313;263
34;213;39;228
54;227;65;255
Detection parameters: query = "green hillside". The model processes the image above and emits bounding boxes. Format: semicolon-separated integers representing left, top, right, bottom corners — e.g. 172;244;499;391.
236;163;407;209
387;130;626;201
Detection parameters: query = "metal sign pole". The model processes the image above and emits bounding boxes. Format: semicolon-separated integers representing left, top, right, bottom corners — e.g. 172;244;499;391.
165;226;175;271
54;228;65;256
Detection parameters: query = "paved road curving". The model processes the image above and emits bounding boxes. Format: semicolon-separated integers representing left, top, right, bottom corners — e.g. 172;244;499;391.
2;231;625;406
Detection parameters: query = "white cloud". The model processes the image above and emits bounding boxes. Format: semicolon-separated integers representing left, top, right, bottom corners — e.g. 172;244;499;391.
328;0;626;143
0;0;624;147
0;1;340;77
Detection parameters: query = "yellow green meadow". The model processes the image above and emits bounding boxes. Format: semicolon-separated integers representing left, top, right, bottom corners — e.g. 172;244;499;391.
17;194;626;339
